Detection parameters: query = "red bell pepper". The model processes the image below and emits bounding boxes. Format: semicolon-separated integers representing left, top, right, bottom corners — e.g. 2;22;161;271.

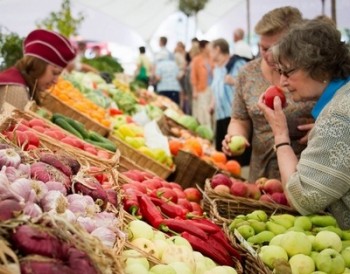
109;108;123;116
163;219;208;240
137;195;167;230
181;231;233;266
150;197;188;219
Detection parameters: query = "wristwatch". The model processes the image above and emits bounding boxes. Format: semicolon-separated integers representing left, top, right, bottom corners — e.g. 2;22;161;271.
273;142;291;152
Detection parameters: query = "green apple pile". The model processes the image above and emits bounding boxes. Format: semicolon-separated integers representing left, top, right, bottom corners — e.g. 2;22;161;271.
229;210;350;273
112;122;173;167
123;219;238;274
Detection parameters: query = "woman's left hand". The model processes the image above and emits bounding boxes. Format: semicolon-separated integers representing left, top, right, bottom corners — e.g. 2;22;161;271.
257;93;290;143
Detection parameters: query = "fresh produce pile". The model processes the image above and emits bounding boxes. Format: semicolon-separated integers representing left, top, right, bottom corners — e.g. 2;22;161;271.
119;169;243;270
122;219;241;274
229;210;350;273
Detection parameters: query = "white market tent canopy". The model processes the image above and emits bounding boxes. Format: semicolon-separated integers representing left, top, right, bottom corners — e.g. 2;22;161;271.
0;0;349;72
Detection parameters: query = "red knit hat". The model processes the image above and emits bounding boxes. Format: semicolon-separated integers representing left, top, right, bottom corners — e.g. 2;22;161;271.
24;29;76;68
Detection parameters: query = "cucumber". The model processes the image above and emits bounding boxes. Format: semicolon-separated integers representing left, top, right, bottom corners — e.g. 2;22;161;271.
51;113;68;123
54;117;84;139
85;138;117;152
66;119;89;140
88;130;116;148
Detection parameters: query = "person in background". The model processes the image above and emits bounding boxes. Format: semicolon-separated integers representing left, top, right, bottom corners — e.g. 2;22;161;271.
66;40;98;74
154;52;181;105
232;28;253;61
135;46;152;87
0;29;76;112
209;38;246;151
222;6;315;182
258;19;350;229
190;40;213;129
174;41;187;108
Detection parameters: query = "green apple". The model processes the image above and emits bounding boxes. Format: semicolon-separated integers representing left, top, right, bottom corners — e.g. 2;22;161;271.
259;245;288;269
195;262;207;274
310;251;319;262
310;272;327;274
280;231;312;256
124;263;149;274
128;220;154;241
287;226;305;232
131;238;159;258
246;210;268;222
316;248;345;274
294;216;313;231
166;236;192;250
237;224;255;239
307;235;316;246
121;249;149;270
168;262;192;274
203;266;230;274
314;225;343;238
343;241;350;250
289;254;315;274
342;247;350;267
313;230;342;252
269;234;284;246
228;135;246;155
344;268;350;273
150;264;176;274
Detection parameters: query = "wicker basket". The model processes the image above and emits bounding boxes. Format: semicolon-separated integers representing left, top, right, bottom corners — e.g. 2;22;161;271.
170;150;218;189
204;180;297;225
39;91;110;136
0;112;120;169
222;224;272;274
109;134;174;179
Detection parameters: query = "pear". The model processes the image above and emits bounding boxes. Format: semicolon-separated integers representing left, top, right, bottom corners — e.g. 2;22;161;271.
294;216;313;231
246;210;268;222
247;219;267;234
310;215;337;227
266;221;287;235
236;224;255;239
343;241;350;250
342;230;350;241
287;226;305;232
247;231;275;245
229;219;249;231
271;214;296;224
269;216;294;229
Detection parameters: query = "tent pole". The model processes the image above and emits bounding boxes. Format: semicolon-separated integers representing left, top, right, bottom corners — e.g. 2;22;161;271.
321;0;325;14
246;0;251;45
331;0;337;26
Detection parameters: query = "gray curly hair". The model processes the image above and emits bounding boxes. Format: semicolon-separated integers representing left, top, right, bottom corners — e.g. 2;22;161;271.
272;19;350;81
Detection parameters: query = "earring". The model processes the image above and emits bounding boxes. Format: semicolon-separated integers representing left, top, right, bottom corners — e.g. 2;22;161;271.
323;80;328;84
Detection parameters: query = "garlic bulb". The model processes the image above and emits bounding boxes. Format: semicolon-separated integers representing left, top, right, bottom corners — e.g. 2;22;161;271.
45;181;67;195
77;216;96;233
0;148;21;168
5;164;30;182
91;227;116;248
11;178;48;203
67;194;99;217
23;202;42;218
41;191;68;213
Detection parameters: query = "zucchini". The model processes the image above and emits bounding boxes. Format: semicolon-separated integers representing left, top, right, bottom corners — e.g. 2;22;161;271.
85;138;117;152
54;117;83;139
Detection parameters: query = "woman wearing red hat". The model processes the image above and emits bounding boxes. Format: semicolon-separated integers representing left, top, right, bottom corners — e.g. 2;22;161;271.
0;29;76;112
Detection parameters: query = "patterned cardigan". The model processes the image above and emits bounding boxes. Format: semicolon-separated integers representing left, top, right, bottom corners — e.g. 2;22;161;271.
286;81;350;229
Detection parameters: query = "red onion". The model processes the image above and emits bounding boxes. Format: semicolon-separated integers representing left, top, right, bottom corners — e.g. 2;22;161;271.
20;258;73;274
0;148;21;168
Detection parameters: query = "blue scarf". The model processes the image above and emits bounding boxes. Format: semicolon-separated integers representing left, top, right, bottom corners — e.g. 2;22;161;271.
312;77;350;119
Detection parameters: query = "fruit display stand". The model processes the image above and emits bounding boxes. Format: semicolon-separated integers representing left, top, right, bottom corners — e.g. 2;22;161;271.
170;150;218;189
203;180;297;226
222;223;271;274
118;154;157;176
157;114;196;138
39;91;110;137
108;134;174;179
0;110;120;169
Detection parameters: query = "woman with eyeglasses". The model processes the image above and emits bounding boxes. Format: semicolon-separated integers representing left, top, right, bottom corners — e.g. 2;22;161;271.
258;19;350;229
222;6;316;182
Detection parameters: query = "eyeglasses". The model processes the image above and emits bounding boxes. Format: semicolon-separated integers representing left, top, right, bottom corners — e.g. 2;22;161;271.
277;67;298;78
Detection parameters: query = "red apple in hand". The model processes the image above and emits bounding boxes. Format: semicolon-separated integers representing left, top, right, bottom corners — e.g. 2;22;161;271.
184;187;202;203
263;86;286;109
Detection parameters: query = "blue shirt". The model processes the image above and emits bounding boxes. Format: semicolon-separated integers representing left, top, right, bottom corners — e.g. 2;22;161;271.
211;59;246;120
156;60;180;92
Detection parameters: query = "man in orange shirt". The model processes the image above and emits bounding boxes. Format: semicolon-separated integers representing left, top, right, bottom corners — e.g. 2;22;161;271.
190;40;213;129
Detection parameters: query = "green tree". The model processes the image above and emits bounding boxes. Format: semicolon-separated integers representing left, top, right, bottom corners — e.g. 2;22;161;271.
36;0;84;38
0;30;23;69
